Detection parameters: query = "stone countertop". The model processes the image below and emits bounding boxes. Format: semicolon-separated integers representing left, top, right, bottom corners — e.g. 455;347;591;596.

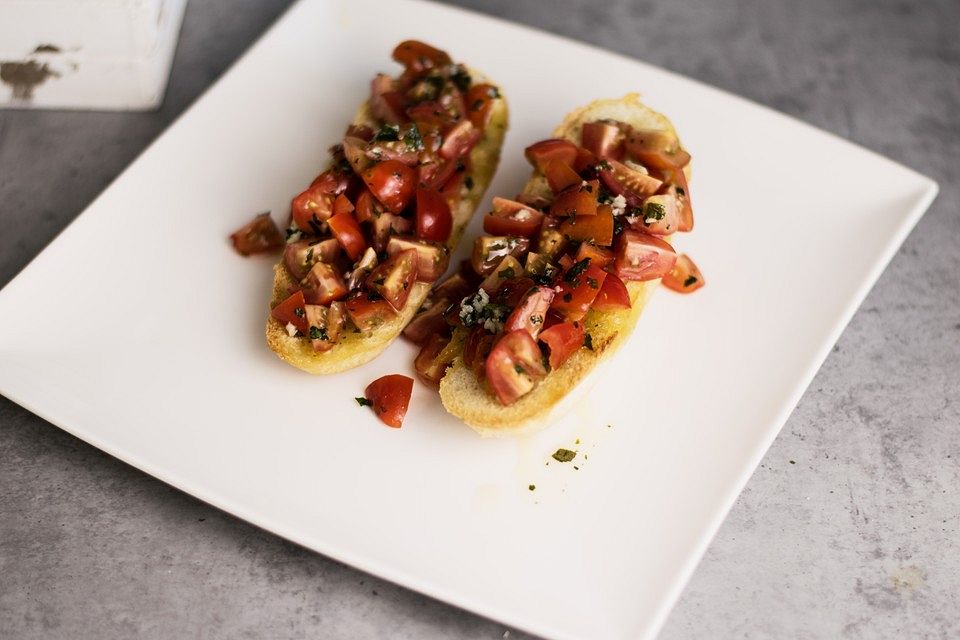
1;0;957;638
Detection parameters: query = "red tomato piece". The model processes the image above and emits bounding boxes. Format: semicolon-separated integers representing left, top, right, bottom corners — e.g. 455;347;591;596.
230;213;284;256
415;186;453;242
483;198;544;237
283;238;340;281
551;263;608;321
327;211;367;261
485;330;548;405
301;262;348;305
599;159;663;207
575;243;614;269
439;120;481;160
345;294;396;333
544;159;583;194
581;121;624;159
591;272;632;311
614;230;677;281
271;290;308;334
471;235;531;276
465;83;499;129
662;253;705;293
504;285;555;339
524;139;578;172
365;249;419;311
291;185;334;233
370;74;405;124
392;40;452;73
364;374;414;428
630;193;681;236
361;160;417;213
404;301;452;345
538;321;585;369
559;205;614;246
549;180;600;217
657;167;694;232
304;303;345;352
332;194;354;217
414;333;454;387
624;129;691;171
354;189;382;223
386;236;450;282
370;211;413;252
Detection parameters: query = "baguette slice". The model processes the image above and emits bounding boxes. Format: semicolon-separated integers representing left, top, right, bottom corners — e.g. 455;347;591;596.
439;94;687;436
266;69;508;374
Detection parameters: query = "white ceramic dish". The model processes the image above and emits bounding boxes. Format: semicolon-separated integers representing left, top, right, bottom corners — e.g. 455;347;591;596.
0;1;937;638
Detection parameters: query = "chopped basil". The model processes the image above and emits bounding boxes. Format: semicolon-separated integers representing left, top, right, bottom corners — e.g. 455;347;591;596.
586;276;598;289
470;99;484;111
498;266;516;279
487;86;500;99
309;326;328;341
644;201;666;221
374;123;400;142
563;293;573;303
530;314;543;325
552;448;577;463
450;66;472;91
683;275;698;287
464;176;474;190
355;397;372;407
514;364;525;374
564;258;591;283
403;123;424;151
584;333;594;350
293;307;305;318
675;185;686;197
528;484;536;491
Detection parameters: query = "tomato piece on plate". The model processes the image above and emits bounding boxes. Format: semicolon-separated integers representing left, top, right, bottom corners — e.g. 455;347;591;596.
439;120;481;160
364;374;414;428
230;213;284;256
327;211;367;261
345;294;396;333
524;139;578;172
581;121;624;160
538;320;585;369
575;242;614;269
599;159;663;207
483;198;544;237
592;272;632;311
392;40;451;74
361;160;417;213
551;263;608;321
271;290;308;334
662;253;705;293
504;285;555;339
614;230;677;281
414;333;455;387
365;249;419;311
544;159;582;194
471;235;531;276
386;236;450;282
465;83;499;129
485;330;548;405
415;186;453;242
550;180;600;217
301;262;348;305
624;129;691;171
559;205;614;246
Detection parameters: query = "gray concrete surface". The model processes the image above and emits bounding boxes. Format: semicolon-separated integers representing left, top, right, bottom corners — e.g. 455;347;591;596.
1;0;958;638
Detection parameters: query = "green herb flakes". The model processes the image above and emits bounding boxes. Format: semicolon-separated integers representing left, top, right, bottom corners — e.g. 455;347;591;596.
552;448;577;463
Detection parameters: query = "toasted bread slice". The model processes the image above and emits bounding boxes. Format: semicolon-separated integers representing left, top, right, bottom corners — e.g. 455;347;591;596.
439;94;687;435
266;69;508;374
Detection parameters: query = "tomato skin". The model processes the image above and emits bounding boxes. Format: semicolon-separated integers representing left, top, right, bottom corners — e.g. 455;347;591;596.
462;326;497;380
551;263;608;321
581;121;624;160
599;159;664;207
403;300;452;345
614;230;677;281
549;180;599;217
480;255;524;294
465;83;499;129
370;74;406;124
345;294;396;333
538;321;585;369
414;333;455;387
559;205;614;246
230;213;284;256
301;262;348;305
575;242;614;269
386;236;449;282
439;120;481;160
662;253;705;293
361;160;417;214
624;129;691;171
471;235;531;276
524;139;578;172
631;192;681;236
544;159;582;194
504;286;555;339
392;40;452;74
327;211;367;261
592;272;632;311
354;189;382;223
271;290;308;334
332;193;355;217
485;330;548;405
364;374;414;428
284;238;340;281
483;198;544;237
657;167;694;232
304;303;345;352
370;211;413;252
291;185;335;232
415;187;453;242
365;249;419;312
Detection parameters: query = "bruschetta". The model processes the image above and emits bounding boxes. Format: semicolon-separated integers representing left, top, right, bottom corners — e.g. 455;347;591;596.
266;41;508;374
408;94;695;435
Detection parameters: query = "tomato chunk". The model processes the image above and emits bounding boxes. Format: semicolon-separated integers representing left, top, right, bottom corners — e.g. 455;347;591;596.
504;286;555;339
370;74;405;124
559;205;614;246
592;272;632;311
439;120;481;160
462;326;497;379
599;159;663;207
415;186;453;243
524;139;578;172
386;236;449;282
614;230;677;281
364;374;414;428
327;211;367;261
414;333;455;387
575;242;613;269
271;290;308;334
284;238;340;280
365;249;419;311
581;121;624;160
544;159;582;194
483;198;544;237
304;303;345;352
345;294;396;333
404;300;452;345
485;330;548;405
551;263;608;321
549;180;599;217
465;83;499;129
662;253;705;293
471;235;531;276
354;189;382;223
538;321;585;369
361;160;416;213
230;213;284;256
624;129;691;171
630;193;680;236
392;40;451;74
302;262;348;305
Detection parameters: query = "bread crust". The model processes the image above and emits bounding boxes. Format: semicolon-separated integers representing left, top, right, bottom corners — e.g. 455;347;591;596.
439;94;688;435
266;69;508;374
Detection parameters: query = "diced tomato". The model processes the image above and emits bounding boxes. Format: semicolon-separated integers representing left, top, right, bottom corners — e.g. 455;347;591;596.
465;83;499;129
310;169;351;194
614;230;677;281
624;129;691;171
662;253;705;293
415;187;453;242
332;194;354;217
304;303;344;352
592;272;632;311
365;249;419;311
439;163;467;201
414;333;454;387
538;321;584;369
370;74;406;124
551;263;608;321
559;205;614;246
387;236;449;282
371;211;413;252
284;238;340;280
230;213;284;256
524;139;578;172
535;218;567;258
418;158;457;190
404;300;452;345
345;124;374;141
471;235;531;276
504;286;555;338
657;167;694;232
581;121;624;160
516;192;552;209
631;193;680;236
480;255;524;293
557;254;574;270
549;180;599;217
407;101;455;129
485;330;548;405
271;290;308;334
361;160;416;213
364;374;414;428
392;40;451;74
345;294;396;333
494;276;538;308
544;159;582;194
575;242;613;269
599;159;663;207
302;262;348;305
483;198;543;237
291;185;334;232
433;270;476;301
366;139;420;166
327;211;367;261
462;327;496;379
439;120;481;160
342;136;371;174
523;252;559;283
354;189;381;223
572;146;598;173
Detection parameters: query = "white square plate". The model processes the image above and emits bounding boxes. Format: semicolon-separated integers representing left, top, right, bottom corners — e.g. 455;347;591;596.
0;1;937;638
